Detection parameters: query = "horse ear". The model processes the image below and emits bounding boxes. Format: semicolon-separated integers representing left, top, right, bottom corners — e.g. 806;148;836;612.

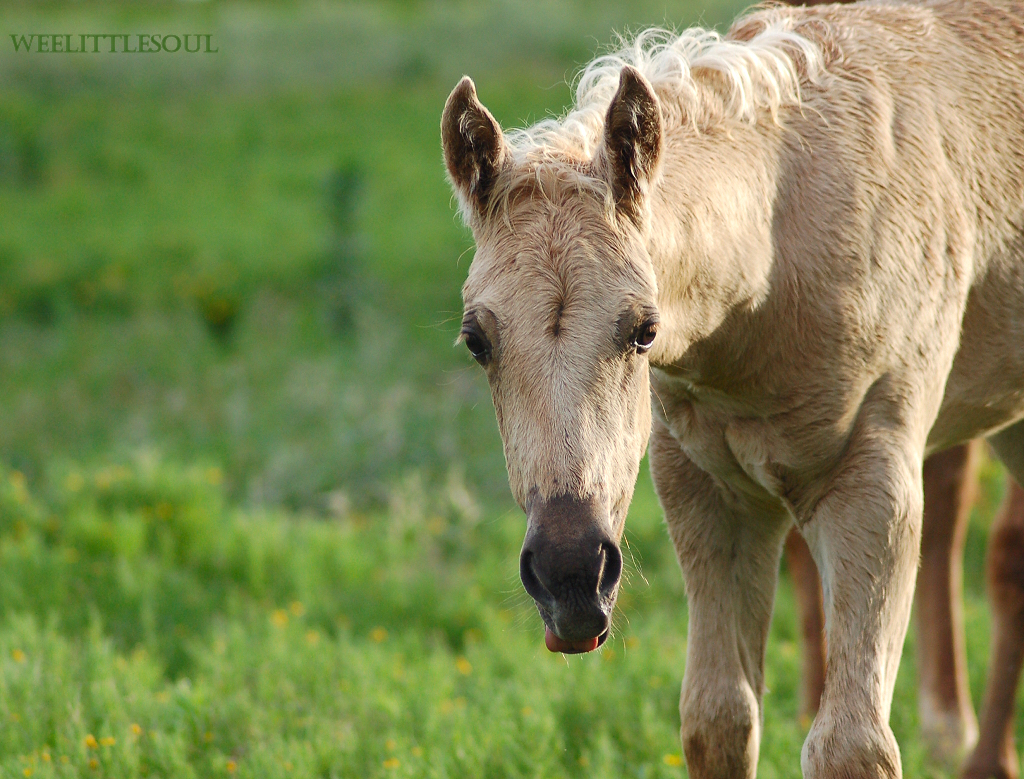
601;66;662;223
442;76;508;219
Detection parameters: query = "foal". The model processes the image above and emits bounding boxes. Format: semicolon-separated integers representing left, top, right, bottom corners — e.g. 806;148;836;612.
443;2;1024;776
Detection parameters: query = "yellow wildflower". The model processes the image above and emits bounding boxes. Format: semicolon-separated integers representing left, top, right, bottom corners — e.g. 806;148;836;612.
288;601;305;617
88;758;99;770
370;627;387;643
455;657;472;675
382;758;400;769
11;649;25;663
130;724;143;736
84;735;98;750
10;473;27;503
271;610;289;628
226;759;237;773
663;754;684;767
100;736;115;747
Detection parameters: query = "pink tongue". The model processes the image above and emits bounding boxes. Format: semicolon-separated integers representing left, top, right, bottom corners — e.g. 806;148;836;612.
545;627;600;654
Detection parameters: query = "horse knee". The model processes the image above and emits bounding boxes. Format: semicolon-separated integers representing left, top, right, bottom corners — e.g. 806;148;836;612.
680;680;759;779
802;711;901;779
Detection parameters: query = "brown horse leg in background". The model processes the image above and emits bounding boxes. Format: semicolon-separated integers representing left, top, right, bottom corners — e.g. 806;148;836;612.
917;442;981;763
963;479;1024;779
786;442;981;762
784;529;826;722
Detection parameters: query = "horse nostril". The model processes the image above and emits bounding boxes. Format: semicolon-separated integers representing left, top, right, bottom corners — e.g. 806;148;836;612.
598;541;622;599
520;549;555;609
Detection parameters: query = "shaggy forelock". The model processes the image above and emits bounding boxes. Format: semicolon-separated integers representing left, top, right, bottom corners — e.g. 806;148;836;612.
484;163;617;232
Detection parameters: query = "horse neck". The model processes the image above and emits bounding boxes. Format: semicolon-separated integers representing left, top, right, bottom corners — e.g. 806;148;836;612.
646;119;782;367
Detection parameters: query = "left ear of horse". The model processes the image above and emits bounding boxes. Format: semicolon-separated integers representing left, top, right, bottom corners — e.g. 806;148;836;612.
601;66;663;224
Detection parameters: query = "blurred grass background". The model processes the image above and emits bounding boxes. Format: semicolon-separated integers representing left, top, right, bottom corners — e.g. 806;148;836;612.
0;0;748;510
0;1;1013;777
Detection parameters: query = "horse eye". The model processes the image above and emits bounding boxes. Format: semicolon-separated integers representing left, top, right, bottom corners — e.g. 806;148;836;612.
463;331;491;364
632;322;657;354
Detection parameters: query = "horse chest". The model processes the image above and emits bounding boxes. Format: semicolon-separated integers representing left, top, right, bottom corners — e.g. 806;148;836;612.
651;370;804;514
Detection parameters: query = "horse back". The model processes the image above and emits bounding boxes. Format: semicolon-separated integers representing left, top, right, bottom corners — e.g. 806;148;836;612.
924;0;1024;447
769;0;1024;450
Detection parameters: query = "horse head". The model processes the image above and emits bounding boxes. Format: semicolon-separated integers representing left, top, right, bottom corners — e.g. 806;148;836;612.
442;69;663;652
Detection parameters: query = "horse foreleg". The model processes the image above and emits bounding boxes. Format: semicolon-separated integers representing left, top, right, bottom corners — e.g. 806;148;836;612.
786;528;827;721
962;476;1024;779
651;420;790;779
917;442;981;765
786;441;982;764
801;433;923;779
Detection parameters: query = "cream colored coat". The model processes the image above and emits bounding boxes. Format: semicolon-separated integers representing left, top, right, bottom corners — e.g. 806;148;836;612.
442;1;1024;777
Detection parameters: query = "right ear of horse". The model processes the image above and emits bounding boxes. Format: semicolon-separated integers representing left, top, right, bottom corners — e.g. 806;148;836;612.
442;77;507;219
601;66;663;225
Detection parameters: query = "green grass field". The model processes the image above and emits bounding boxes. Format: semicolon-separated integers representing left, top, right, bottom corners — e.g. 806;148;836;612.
0;1;1017;776
0;454;1013;778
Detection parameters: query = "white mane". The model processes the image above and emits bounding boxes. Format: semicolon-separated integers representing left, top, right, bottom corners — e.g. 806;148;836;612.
505;9;827;162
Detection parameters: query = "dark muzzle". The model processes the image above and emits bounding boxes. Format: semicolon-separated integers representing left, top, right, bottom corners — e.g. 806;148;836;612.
519;494;622;651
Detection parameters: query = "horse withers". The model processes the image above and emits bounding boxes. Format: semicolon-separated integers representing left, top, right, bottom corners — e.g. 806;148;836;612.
442;2;1024;777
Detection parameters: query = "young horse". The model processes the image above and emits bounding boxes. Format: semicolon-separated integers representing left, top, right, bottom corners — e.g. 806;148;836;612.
442;2;1024;777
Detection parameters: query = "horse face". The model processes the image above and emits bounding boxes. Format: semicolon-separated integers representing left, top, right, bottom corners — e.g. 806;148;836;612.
461;196;657;651
443;70;662;652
